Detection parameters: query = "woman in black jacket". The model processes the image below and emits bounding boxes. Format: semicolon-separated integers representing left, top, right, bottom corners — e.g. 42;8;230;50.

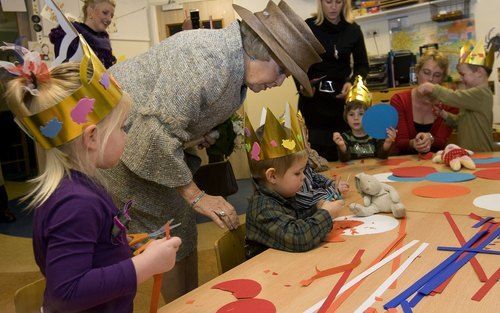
299;0;369;161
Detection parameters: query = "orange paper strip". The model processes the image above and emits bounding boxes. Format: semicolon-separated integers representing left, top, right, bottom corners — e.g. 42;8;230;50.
471;268;500;301
300;258;361;287
389;218;407;289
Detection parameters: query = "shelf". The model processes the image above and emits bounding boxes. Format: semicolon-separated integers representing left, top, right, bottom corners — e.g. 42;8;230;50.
355;0;449;23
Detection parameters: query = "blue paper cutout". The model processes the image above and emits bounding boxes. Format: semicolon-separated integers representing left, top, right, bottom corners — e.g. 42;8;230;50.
362;104;398;139
40;117;62;138
425;172;476;183
388;175;424;182
472;157;500;164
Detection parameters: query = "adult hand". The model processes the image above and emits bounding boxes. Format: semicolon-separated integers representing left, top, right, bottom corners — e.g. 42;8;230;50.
197;131;218;149
332;132;347;152
336;82;352;99
412;132;432;153
192;194;239;230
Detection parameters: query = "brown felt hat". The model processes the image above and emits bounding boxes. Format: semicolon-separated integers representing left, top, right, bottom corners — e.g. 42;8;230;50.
233;1;325;96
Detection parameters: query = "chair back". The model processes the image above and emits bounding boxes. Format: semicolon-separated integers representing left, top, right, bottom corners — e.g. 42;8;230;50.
14;278;45;313
214;224;246;274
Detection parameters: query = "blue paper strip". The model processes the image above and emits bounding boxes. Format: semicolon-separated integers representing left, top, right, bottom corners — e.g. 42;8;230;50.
472;216;494;228
384;229;488;309
437;246;500;255
401;301;413;313
418;228;500;295
408;292;425;307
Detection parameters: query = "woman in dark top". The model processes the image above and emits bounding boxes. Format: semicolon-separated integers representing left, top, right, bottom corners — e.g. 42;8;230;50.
299;0;369;161
390;50;458;154
49;0;116;69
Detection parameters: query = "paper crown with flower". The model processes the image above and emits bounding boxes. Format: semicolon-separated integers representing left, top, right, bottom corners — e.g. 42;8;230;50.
244;103;305;161
346;75;372;107
4;0;122;149
459;39;496;70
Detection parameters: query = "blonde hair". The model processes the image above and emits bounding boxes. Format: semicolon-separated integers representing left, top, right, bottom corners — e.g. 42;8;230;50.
415;50;449;81
4;62;130;208
314;0;354;25
83;0;116;22
240;21;274;61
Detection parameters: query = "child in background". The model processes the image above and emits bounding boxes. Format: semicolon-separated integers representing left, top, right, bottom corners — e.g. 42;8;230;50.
244;107;341;259
418;39;499;151
1;41;180;312
333;76;397;162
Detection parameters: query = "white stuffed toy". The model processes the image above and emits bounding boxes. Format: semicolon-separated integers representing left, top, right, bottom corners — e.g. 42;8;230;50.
432;143;475;171
349;172;406;218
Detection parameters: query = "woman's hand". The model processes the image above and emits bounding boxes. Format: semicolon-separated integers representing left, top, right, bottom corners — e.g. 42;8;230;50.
412;132;433;153
192;194;239;230
332;132;347;152
336;82;352;99
197;131;218;149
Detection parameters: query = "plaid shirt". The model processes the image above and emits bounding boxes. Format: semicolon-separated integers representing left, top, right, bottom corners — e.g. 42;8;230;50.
245;181;333;259
295;162;341;211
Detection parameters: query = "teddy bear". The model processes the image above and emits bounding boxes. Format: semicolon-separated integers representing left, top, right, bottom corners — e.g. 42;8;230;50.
349;172;405;219
432;143;476;171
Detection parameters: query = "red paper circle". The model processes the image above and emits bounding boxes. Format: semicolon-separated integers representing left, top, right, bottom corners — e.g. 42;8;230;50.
212;279;262;299
476;162;500;168
380;158;412;165
216;298;276;313
474;168;500;180
412;184;471;198
392;166;437;178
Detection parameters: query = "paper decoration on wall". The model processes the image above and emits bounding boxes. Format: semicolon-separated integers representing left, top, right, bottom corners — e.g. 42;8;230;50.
379;158;412;166
391;166;437;178
334;215;399;235
474;168;500;180
212;279;276;313
362;104;398;139
424;172;476;183
412;184;470;198
473;194;500;211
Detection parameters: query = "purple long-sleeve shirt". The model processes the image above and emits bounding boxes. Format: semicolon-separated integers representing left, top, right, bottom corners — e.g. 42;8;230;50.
33;171;137;312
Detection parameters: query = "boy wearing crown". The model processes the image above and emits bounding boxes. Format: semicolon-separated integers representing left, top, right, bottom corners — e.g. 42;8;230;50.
333;76;397;161
244;106;342;259
418;38;499;151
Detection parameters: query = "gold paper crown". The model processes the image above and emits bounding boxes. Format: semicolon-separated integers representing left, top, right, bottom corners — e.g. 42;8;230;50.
459;40;495;70
15;1;122;149
244;104;305;161
346;75;372;107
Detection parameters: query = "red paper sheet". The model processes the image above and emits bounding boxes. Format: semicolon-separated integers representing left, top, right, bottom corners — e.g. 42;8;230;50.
476;162;500;168
380;158;412;166
418;152;434;160
412;184;470;198
473;168;500;180
216;298;276;313
325;220;364;243
391;166;437;178
212;279;262;299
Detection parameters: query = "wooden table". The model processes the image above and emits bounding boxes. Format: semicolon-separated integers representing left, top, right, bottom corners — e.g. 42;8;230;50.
159;154;499;313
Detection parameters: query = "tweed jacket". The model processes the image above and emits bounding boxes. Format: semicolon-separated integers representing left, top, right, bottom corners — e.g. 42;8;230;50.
245;181;333;259
102;22;246;260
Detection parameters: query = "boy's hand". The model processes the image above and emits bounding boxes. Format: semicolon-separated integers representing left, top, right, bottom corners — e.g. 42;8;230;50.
417;82;434;95
332;132;347;152
337;180;349;193
321;199;345;218
432;104;448;119
383;127;397;150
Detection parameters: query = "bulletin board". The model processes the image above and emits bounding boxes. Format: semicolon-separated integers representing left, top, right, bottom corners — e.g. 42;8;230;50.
390;17;476;80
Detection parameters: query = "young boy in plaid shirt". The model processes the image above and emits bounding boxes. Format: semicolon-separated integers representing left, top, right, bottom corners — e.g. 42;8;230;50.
244;107;343;259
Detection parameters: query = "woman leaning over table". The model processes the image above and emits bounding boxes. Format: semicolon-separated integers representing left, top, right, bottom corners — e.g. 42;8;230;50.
100;1;325;303
299;0;369;161
50;0;116;68
390;50;458;154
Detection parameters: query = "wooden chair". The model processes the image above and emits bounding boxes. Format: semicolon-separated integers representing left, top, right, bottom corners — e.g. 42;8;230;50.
14;278;45;313
214;224;246;275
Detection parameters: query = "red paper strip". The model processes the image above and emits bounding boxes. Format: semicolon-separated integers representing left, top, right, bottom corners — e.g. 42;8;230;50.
300;254;362;287
328;220;407;311
473;153;494;159
471;268;500;301
363;308;378;313
212;279;262;299
318;250;364;313
391;166;437;178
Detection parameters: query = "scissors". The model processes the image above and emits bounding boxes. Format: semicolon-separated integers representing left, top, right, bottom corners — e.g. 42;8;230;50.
129;219;181;256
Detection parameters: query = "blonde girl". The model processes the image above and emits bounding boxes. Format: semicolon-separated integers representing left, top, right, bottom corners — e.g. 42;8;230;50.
3;59;181;312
